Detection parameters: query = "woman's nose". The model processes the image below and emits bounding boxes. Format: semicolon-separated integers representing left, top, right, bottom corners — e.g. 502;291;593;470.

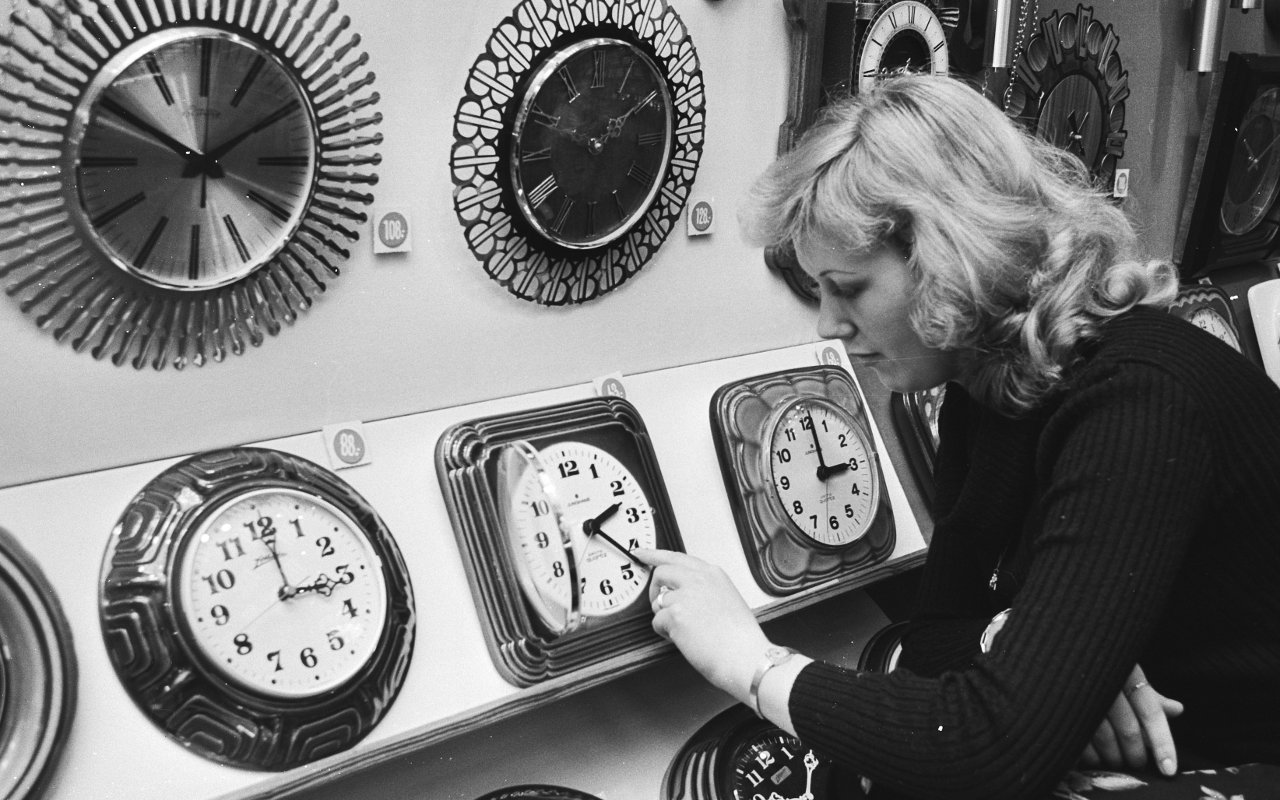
816;294;855;341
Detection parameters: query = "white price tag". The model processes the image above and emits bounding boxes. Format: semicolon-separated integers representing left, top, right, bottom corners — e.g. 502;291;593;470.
372;208;412;254
592;372;628;399
322;422;372;469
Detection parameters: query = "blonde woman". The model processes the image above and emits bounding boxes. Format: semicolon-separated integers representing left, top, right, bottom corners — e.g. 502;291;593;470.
636;75;1280;799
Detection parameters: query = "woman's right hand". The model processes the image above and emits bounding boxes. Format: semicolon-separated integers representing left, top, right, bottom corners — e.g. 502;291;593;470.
1080;664;1183;776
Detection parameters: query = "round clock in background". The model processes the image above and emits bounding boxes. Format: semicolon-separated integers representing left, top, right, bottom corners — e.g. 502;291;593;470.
710;366;895;596
0;526;76;800
662;704;840;800
1219;88;1280;238
854;0;955;92
450;0;705;305
1004;3;1129;194
1169;284;1243;353
0;0;382;369
436;396;684;686
99;447;415;770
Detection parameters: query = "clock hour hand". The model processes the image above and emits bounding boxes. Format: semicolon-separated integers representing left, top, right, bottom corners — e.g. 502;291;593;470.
99;96;202;164
581;502;645;566
798;750;819;800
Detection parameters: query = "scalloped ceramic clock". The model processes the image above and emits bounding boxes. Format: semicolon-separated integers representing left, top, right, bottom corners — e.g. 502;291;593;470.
99;447;415;770
436;397;684;686
0;0;382;368
450;0;705;305
710;366;895;596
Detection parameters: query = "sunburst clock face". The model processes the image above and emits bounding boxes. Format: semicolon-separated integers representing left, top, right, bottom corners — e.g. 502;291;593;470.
451;0;705;305
0;0;383;369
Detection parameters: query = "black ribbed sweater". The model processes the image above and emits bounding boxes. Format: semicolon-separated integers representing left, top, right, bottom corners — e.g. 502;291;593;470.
789;307;1280;799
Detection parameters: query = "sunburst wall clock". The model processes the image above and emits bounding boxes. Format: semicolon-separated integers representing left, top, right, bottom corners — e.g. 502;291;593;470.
450;0;705;305
0;0;383;369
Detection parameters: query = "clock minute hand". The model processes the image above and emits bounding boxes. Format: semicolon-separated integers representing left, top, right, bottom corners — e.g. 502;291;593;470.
204;99;302;162
603;89;658;141
99;96;201;163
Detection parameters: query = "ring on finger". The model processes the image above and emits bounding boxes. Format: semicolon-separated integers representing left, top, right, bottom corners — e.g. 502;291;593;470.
655;584;670;610
1123;680;1149;696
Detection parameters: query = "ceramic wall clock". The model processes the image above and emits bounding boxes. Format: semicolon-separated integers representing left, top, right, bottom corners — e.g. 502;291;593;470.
0;526;76;800
1169;284;1243;353
710;366;895;596
436;397;684;686
0;0;382;369
889;383;946;513
662;704;840;800
1003;3;1129;195
99;447;415;770
1178;53;1280;277
450;0;705;305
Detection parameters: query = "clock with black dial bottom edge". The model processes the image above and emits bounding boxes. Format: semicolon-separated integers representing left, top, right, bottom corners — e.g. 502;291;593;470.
710;365;895;597
1004;3;1129;195
450;0;705;305
0;525;77;800
0;0;381;369
1178;52;1280;277
99;447;415;770
888;383;946;515
476;786;603;800
436;396;684;687
662;704;844;800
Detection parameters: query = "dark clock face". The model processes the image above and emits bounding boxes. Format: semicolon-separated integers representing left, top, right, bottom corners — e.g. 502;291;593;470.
511;37;672;250
1221;88;1280;237
73;28;317;291
728;729;833;800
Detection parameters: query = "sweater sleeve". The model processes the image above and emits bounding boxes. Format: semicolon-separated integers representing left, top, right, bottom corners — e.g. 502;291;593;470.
788;364;1214;800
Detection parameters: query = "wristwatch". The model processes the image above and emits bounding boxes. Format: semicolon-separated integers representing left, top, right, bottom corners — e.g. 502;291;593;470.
749;645;799;718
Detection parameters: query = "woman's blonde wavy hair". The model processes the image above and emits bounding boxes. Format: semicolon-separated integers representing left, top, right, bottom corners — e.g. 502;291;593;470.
739;75;1177;415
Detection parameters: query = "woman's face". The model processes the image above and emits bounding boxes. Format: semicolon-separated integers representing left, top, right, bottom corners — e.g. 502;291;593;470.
795;232;966;393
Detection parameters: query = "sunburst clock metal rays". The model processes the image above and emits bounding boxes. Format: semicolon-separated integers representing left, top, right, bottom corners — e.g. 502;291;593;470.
0;0;382;369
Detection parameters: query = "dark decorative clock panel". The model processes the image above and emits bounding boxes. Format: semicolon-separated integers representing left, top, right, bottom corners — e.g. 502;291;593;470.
0;0;382;368
450;0;705;305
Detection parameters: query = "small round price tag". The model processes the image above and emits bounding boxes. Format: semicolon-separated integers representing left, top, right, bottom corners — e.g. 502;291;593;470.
322;422;372;469
372;208;412;254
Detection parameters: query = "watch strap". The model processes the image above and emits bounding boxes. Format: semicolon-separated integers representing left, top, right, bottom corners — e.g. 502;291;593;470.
748;645;798;718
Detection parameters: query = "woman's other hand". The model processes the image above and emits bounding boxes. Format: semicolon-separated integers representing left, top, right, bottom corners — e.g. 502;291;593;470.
1080;664;1183;776
632;547;771;703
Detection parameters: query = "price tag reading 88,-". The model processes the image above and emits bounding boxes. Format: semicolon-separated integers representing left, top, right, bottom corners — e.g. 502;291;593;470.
322;422;372;469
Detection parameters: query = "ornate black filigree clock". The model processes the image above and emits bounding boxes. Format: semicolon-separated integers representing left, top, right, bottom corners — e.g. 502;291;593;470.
450;0;705;305
1004;3;1128;193
99;448;415;770
436;397;684;685
0;0;382;368
710;366;895;596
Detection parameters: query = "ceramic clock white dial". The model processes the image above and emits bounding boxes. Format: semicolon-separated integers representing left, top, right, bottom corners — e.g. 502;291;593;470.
176;488;388;698
509;442;655;620
768;399;879;548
